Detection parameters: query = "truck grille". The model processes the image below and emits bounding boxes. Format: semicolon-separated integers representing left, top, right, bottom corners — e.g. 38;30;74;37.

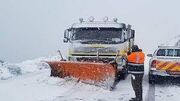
74;47;117;53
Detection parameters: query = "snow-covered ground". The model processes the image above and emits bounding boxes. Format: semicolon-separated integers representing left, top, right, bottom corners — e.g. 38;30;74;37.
0;56;180;101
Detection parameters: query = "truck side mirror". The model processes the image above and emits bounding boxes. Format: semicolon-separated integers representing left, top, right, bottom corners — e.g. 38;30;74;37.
63;29;69;43
121;23;126;29
127;24;131;29
131;30;135;38
147;54;153;57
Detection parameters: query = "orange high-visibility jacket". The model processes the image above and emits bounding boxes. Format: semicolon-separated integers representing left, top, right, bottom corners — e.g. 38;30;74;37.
127;52;145;64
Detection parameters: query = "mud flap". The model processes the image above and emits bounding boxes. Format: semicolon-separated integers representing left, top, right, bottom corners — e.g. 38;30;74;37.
47;61;116;89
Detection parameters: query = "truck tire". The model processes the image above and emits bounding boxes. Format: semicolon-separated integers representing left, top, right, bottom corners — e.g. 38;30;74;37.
149;73;155;84
118;67;128;80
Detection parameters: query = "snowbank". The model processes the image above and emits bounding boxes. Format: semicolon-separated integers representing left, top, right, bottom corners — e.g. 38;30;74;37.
0;63;22;80
0;56;61;80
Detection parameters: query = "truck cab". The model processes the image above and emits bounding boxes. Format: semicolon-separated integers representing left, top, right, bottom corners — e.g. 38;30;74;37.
63;17;135;76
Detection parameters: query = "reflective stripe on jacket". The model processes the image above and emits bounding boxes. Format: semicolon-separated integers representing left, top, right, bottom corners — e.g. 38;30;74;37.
127;51;145;74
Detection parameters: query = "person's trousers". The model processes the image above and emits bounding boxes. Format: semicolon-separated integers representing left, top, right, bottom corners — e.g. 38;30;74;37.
131;74;144;100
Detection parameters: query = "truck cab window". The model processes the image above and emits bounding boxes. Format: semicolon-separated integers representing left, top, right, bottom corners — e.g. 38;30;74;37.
156;49;165;56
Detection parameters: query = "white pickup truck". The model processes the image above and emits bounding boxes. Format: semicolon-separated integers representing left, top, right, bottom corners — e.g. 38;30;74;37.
147;46;180;83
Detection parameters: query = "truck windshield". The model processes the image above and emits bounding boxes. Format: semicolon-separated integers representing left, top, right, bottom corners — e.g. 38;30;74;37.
71;28;123;44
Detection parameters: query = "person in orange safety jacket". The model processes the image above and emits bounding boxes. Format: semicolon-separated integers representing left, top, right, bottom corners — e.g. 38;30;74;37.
127;45;145;101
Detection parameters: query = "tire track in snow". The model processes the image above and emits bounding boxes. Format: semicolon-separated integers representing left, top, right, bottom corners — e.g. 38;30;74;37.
146;83;155;101
144;73;155;101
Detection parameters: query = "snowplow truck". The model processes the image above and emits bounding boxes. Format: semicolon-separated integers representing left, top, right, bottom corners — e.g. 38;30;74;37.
47;17;135;89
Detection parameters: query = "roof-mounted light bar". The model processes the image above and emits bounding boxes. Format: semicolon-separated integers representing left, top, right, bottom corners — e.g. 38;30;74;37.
103;16;108;22
113;18;118;23
79;17;121;23
88;16;95;22
79;18;84;23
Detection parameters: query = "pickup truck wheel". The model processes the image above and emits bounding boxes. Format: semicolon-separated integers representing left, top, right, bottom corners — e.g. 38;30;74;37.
149;73;155;84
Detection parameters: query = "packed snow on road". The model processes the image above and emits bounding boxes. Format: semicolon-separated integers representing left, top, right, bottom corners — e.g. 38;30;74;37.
0;56;180;101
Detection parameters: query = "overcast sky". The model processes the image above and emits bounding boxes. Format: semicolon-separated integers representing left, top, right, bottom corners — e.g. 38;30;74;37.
0;0;180;63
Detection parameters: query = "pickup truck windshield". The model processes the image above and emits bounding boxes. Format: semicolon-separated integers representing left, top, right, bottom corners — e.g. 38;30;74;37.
156;49;180;57
174;49;180;57
71;28;123;44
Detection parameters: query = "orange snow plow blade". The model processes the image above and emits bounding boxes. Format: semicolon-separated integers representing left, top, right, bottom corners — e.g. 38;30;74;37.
47;61;116;88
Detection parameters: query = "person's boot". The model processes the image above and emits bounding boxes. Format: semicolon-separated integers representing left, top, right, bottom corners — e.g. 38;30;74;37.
129;97;137;101
134;98;142;101
129;98;142;101
135;98;142;101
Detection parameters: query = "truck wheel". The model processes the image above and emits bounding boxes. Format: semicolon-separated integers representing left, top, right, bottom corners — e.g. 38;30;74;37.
149;73;155;84
119;67;128;80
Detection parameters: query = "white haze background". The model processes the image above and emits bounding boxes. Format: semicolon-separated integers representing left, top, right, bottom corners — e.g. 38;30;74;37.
0;0;180;62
